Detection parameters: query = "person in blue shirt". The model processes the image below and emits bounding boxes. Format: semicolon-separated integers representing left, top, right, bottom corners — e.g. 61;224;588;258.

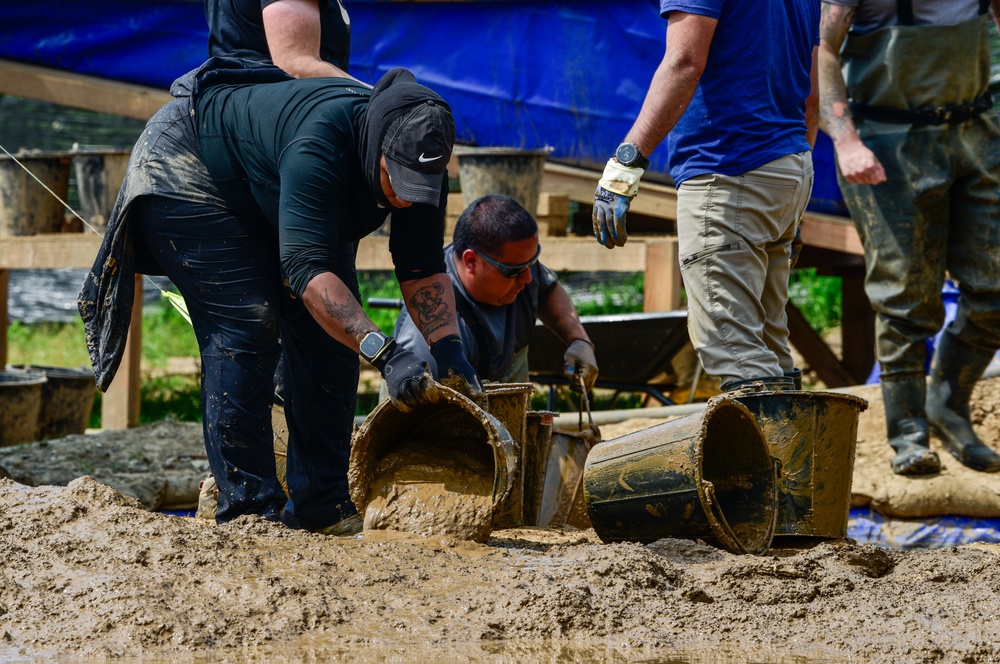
591;0;820;394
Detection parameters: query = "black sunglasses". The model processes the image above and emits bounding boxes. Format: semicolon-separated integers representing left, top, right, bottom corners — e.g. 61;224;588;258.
472;244;541;278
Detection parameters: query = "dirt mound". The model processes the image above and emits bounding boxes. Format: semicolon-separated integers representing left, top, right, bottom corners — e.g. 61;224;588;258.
1;476;999;662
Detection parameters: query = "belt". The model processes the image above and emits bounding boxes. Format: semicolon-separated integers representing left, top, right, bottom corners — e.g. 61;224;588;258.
850;91;995;126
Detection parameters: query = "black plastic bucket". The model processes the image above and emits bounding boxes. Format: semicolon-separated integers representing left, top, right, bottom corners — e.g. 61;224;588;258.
584;395;778;554
732;388;868;539
0;370;47;446
454;146;553;214
10;365;97;440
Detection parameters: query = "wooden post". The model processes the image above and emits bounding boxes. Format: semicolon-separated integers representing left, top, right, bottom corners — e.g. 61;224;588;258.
642;237;681;312
102;276;143;429
0;269;8;368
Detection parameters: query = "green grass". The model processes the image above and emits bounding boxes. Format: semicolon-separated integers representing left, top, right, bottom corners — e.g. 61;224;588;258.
8;269;842;425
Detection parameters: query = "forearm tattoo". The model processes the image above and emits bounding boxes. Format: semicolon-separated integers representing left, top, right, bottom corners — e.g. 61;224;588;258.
818;4;857;139
409;283;451;336
321;288;368;338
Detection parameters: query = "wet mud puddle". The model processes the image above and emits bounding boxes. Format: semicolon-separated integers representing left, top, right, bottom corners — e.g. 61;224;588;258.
363;436;494;543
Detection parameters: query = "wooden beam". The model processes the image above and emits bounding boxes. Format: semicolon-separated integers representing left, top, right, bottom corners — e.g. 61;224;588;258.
102;276;143;429
542;162;678;220
642;238;681;312
0;59;171;121
786;300;856;388
0;233;102;269
0;270;7;368
799;211;863;256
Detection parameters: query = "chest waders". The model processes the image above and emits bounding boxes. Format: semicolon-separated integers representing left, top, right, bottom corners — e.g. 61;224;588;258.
839;8;1000;474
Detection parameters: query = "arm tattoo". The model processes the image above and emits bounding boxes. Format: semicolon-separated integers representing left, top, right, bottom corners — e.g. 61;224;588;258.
408;283;451;336
320;288;368;338
818;3;857;139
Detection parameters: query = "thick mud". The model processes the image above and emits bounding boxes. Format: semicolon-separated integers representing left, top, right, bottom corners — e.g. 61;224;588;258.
1;475;1000;662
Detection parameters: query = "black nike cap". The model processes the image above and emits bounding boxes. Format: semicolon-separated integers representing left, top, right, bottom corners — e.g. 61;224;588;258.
382;99;455;207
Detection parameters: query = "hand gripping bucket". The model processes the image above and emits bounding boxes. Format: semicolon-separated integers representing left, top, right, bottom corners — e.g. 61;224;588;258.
583;395;779;554
349;385;518;542
730;386;868;539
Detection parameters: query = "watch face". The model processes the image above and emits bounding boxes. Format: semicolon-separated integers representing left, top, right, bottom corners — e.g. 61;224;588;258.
616;143;639;166
360;332;386;360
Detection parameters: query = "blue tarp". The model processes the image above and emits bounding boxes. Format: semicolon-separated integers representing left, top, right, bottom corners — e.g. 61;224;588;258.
0;0;849;210
847;507;1000;550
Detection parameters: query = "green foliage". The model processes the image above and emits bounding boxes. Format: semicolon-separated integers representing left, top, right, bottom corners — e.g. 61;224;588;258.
7;320;91;369
570;272;646;316
789;268;842;336
358;271;403;335
142;296;200;366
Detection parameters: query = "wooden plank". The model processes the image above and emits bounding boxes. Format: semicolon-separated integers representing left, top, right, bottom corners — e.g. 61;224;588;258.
542;162;678;220
799;211;863;256
642;238;682;312
0;270;7;368
0;233;102;269
0;59;171;121
102;277;143;429
786;300;856;388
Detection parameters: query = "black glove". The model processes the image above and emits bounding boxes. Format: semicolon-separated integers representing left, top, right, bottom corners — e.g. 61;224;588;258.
373;341;436;412
429;334;484;400
563;338;599;393
592;185;633;249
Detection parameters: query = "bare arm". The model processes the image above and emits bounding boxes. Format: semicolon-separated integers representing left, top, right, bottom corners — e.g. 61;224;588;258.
262;0;368;85
400;273;462;346
537;284;590;346
806;45;820;149
623;12;717;158
302;270;460;353
817;2;886;184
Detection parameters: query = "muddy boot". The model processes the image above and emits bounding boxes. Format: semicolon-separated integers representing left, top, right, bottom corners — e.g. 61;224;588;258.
722;375;796;393
881;376;940;475
926;332;1000;472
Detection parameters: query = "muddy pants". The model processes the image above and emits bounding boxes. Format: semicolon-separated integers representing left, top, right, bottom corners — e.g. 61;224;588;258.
133;195;360;529
677;151;814;386
839;114;1000;380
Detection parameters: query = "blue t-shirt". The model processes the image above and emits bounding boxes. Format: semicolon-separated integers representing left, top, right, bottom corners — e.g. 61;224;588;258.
659;0;820;184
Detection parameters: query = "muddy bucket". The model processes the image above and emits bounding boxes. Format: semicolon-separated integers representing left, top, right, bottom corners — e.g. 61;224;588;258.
349;385;518;543
9;365;96;439
71;147;131;234
484;382;532;528
584;396;778;554
0;370;47;446
731;388;868;539
454;146;553;214
0;151;73;236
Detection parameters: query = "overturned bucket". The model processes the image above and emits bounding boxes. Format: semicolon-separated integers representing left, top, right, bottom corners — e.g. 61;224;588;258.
349;385;517;543
731;388;868;539
10;365;97;439
0;370;47;446
584;396;778;554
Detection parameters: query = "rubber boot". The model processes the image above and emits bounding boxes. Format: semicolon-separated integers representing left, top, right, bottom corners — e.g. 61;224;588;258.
784;368;803;390
722;375;796;393
881;376;940;475
926;332;1000;472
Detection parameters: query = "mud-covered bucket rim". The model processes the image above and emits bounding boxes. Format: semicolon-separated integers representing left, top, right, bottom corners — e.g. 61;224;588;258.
349;384;517;517
0;370;48;387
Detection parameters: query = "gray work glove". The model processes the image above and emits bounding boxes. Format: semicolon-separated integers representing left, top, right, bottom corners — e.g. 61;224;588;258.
593;185;633;249
564;338;599;393
374;342;437;412
430;334;484;401
592;157;644;249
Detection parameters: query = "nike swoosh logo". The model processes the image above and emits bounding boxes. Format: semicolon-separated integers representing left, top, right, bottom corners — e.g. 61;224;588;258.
418;153;443;163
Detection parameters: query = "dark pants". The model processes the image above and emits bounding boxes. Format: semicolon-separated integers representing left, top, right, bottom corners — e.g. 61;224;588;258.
133;195;360;530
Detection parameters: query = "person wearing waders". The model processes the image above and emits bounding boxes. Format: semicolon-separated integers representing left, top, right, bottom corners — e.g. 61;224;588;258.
590;1;820;395
818;0;1000;475
393;194;600;391
81;0;377;534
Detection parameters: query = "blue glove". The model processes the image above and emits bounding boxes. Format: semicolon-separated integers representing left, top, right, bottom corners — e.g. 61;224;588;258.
593;185;632;249
430;334;484;400
374;341;436;411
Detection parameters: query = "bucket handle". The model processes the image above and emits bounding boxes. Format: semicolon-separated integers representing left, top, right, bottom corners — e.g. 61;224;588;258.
578;376;594;430
702;481;748;555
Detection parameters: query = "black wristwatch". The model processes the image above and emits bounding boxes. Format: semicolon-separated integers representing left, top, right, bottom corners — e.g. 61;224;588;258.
359;330;394;367
615;142;650;170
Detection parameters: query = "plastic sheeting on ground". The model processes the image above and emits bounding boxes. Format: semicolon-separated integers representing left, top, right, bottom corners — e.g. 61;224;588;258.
848;507;1000;549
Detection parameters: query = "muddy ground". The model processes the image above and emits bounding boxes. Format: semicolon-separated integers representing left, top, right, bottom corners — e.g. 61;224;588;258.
2;379;1000;662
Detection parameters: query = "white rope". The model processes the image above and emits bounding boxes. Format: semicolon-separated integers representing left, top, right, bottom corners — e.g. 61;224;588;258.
0;142;191;323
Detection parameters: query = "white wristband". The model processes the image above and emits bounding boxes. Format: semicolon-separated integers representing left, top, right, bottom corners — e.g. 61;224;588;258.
598;158;644;198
